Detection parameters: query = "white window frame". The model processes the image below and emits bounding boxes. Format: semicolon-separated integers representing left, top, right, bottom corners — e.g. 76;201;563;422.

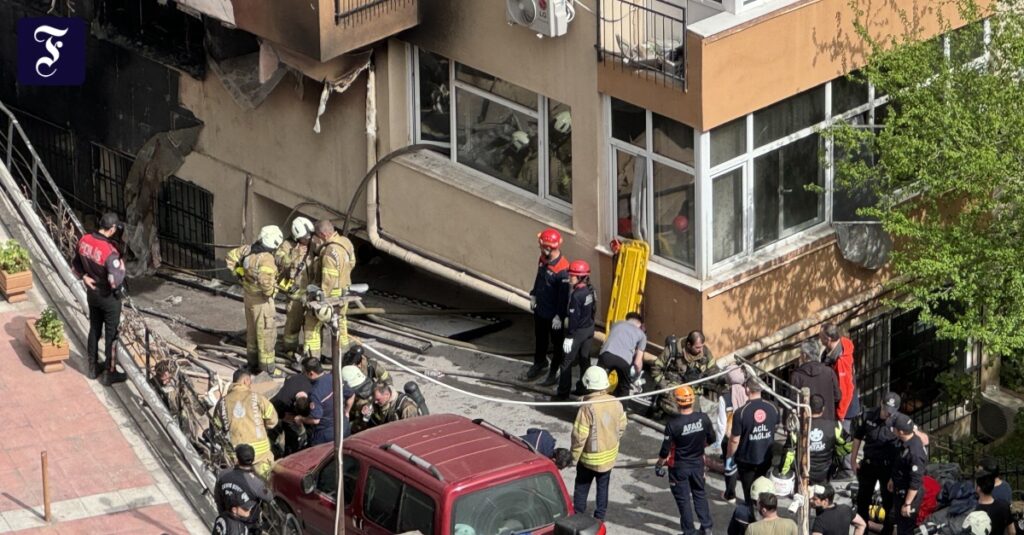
411;47;572;213
607;100;699;275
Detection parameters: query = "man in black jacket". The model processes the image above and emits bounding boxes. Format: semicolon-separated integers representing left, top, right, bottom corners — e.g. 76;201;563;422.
789;339;840;418
525;228;571;384
214;444;272;528
554;260;596;400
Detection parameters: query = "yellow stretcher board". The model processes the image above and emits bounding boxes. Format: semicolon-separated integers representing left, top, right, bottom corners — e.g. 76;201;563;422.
605;240;650;335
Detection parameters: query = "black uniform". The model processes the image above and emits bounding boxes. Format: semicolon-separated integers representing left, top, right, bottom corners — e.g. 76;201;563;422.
853;408;902;535
557;282;596;397
660;411;716;534
530;254;570;376
808;416;843;484
72;230;126;379
890;435;928;535
730;398;779;506
214;467;272;526
211;513;252;535
269;374;313;455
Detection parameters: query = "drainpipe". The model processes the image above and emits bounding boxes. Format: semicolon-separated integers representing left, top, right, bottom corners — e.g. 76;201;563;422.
360;62;532;311
0;163;217;493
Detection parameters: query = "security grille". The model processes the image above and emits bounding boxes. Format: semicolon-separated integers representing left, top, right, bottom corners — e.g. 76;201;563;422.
9;110;82;210
850;315;891;411
91;143;132;217
158;176;215;270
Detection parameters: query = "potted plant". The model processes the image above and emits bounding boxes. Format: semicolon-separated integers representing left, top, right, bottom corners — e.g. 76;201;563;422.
0;239;32;302
25;307;69;373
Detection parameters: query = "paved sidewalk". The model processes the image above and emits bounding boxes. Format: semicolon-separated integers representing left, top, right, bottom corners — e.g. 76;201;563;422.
0;233;207;531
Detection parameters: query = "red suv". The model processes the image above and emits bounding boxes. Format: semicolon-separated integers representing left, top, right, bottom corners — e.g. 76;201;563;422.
270;414;605;535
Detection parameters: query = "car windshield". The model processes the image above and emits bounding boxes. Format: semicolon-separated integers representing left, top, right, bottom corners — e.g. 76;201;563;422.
450;472;567;535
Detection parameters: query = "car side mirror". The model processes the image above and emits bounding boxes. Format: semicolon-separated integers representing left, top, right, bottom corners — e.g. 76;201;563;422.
301;473;316;495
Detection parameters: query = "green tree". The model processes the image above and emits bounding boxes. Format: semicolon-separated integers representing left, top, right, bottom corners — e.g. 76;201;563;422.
828;0;1024;362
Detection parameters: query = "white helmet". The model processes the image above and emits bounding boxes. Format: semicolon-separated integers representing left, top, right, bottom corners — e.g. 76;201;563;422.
258;225;284;249
963;511;992;535
581;366;610;391
291;217;314;241
511;130;530;151
553;110;572;134
315;304;333;322
341;365;368;389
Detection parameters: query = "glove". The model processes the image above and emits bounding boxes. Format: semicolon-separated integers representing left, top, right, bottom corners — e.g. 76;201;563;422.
530;295;537;311
551;316;562;330
315;305;333;322
562;338;573;354
654;465;667;478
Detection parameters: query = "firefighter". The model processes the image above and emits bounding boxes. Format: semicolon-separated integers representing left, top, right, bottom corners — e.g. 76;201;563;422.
370;383;422;425
303;220;356;357
554;260;596;400
570;366;627;521
887;413;928;535
213;444;271;528
226;225;283;376
341;365;374;434
656;385;716;535
523;228;570;386
72;212;128;383
342;345;392;386
276;217;315;362
651;331;714;417
213;368;279;480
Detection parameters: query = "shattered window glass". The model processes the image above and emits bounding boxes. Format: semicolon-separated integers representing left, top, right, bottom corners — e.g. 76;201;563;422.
454;88;539;194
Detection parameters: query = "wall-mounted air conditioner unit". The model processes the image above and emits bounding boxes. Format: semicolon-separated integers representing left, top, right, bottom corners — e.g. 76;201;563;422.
977;386;1024;441
507;0;571;38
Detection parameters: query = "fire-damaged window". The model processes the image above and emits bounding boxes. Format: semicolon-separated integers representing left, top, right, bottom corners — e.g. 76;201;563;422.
94;0;205;77
413;48;573;207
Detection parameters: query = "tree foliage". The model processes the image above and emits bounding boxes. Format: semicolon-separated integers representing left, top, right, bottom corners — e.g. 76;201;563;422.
828;0;1024;359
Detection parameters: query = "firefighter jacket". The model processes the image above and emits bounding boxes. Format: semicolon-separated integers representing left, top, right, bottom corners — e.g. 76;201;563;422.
274;239;311;293
530;254;570;320
371;390;420;426
314;233;356;298
214;383;279;461
226;245;278;299
73;232;126;297
360;358;392;386
571;392;627;472
651;344;714;390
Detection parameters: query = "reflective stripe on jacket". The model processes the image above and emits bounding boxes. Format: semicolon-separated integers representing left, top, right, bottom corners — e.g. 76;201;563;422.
226;246;278;298
215;383;279;458
317;234;356;297
571;392;627;472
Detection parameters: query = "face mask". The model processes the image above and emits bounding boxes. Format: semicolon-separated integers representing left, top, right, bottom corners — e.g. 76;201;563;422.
814;506;825;515
542;247;553;257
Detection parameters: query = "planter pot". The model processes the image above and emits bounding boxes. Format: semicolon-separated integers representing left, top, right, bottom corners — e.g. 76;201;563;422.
0;269;32;303
25;319;69;373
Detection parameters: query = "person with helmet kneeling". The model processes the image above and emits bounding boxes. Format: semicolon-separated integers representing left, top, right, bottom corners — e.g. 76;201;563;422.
656;385;716;535
275;217;315;363
341;365;375;434
370;383;422;426
554;260;597;400
342;345;392;386
570;367;627;521
226;225;284;376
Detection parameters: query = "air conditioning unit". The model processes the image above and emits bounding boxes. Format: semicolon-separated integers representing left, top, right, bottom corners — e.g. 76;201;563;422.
977;386;1024;441
507;0;571;38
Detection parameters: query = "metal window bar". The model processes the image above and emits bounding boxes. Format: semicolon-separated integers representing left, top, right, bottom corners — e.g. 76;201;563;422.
335;0;415;25
850;315;891;411
157;176;216;270
91;143;133;218
598;0;687;89
6;109;82;212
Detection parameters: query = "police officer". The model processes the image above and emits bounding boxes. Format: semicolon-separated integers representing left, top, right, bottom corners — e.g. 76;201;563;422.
72;212;127;383
651;331;713;417
298;357;335;447
226;225;283;376
851;392;903;535
276;217;315;362
656;385;716;535
524;228;570;385
211;491;258;535
888;412;928;535
727;378;780;506
214;444;271;527
303;220;356;358
342;345;392;386
554;260;596;400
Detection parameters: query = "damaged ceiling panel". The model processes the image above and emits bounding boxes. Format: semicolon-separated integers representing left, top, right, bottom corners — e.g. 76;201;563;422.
172;0;236;25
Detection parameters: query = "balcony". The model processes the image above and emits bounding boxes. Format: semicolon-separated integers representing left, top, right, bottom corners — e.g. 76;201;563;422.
598;0;687;89
230;0;419;62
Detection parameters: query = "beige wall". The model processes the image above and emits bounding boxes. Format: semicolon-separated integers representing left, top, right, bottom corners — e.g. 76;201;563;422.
176;65;369;253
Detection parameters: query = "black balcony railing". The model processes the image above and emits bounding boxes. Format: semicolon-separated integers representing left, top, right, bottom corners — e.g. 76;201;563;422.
335;0;415;25
598;0;686;88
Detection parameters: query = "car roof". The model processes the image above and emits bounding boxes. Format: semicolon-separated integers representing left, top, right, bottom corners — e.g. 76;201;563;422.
346;414;544;486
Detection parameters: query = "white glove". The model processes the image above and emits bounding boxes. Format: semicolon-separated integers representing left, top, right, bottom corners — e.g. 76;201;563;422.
530;295;537;311
562;338;573;354
551;316;562;330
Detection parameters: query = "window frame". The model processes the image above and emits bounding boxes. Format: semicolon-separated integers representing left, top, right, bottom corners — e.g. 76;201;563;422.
412;46;572;213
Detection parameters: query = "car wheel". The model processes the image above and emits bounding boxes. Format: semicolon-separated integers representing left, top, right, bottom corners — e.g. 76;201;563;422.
282;513;302;535
271;500;303;535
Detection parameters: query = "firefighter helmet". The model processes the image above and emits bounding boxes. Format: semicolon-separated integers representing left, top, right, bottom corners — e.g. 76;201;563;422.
258;225;284;249
673;385;696;406
569;260;590;277
341;365;368;389
581;366;610;391
538;228;562;248
291;217;314;240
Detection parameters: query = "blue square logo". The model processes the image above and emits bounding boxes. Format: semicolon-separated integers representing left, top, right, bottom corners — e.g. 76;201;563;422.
17;17;86;86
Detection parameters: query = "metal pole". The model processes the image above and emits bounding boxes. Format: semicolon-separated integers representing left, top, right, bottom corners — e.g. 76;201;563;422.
798;387;811;535
333;304;345;535
41;451;51;523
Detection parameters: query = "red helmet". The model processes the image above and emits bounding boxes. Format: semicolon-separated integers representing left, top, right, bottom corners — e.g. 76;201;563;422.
568;260;590;277
673;214;689;233
538;228;562;248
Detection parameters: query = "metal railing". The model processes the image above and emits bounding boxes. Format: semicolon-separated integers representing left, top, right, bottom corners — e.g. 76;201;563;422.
598;0;687;88
335;0;415;25
931;436;1024;493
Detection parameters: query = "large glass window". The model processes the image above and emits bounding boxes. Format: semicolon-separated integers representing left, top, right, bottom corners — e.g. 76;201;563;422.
712;167;744;264
753;85;825;147
398;485;436;535
610;98;697;271
451;473;568;535
414;48;572;205
710;117;745;167
363;469;402;531
753;133;824;248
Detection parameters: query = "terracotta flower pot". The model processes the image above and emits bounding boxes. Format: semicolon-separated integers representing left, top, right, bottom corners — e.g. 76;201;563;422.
0;269;32;303
25;319;69;373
